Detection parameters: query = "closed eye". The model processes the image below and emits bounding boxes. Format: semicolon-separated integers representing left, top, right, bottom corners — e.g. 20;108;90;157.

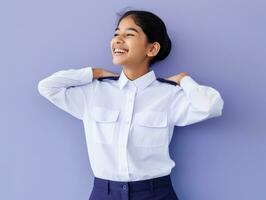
113;33;134;37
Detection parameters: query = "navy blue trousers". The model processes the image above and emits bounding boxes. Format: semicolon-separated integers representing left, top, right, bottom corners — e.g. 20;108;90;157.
89;174;179;200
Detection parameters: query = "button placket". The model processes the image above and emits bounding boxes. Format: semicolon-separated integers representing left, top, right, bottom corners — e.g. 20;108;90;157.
118;88;137;182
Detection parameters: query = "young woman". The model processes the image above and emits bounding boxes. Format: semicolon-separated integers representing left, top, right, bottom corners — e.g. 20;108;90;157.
38;10;224;200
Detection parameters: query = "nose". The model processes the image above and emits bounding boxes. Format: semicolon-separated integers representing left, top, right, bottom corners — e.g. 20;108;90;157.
114;35;124;44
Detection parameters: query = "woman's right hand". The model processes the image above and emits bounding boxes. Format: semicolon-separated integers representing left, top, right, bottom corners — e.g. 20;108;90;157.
102;68;119;77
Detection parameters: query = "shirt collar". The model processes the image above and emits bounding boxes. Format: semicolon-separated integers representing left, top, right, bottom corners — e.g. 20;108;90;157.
118;67;156;91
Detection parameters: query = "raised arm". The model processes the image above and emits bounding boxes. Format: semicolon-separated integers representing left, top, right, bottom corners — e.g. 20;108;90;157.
38;66;101;120
169;76;224;126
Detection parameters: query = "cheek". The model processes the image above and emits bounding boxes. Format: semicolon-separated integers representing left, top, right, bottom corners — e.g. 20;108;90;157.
129;41;146;55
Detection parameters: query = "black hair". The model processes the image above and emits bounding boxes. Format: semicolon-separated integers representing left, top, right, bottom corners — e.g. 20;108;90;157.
115;9;172;66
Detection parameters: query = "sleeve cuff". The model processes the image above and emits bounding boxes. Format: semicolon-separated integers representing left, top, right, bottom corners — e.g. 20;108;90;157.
82;66;94;82
179;75;199;93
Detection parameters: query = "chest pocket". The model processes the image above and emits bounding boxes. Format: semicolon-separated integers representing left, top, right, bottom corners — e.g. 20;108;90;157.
132;111;169;147
91;106;120;144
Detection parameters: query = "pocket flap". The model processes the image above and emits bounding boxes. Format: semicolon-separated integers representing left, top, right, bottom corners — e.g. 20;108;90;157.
135;111;167;127
92;106;120;122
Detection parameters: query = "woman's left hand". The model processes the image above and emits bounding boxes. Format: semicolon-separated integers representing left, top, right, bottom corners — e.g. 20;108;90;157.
166;72;188;85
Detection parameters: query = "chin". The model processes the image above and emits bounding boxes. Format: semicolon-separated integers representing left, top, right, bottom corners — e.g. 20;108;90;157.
112;57;127;66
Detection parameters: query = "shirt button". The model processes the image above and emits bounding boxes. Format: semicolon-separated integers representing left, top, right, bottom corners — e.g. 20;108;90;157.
122;185;127;190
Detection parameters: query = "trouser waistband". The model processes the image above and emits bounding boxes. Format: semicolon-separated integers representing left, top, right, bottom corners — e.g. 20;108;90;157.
93;174;172;194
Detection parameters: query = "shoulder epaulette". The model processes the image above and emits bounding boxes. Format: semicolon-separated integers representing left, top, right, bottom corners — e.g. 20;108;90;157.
97;76;120;81
156;77;178;86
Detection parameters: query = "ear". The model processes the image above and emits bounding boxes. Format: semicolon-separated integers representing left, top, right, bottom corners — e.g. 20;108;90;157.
146;42;160;58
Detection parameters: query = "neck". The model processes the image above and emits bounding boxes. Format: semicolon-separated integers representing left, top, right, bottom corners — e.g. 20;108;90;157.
122;64;150;81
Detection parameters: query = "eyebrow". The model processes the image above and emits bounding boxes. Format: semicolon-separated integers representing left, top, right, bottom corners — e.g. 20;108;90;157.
115;27;139;33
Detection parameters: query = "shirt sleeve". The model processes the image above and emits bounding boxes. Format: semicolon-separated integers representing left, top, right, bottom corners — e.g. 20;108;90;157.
37;66;94;120
169;75;224;126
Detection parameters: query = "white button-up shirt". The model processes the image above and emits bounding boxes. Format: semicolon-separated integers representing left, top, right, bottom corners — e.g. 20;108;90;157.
38;66;224;181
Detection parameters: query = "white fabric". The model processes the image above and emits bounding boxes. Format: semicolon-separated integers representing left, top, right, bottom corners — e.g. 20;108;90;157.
38;66;224;181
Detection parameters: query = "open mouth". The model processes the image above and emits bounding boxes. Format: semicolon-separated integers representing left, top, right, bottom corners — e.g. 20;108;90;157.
113;48;129;56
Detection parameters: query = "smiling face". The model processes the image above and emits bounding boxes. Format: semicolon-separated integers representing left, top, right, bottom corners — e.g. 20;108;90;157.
110;16;160;70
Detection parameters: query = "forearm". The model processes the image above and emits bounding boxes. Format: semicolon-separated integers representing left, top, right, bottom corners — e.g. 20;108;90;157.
38;66;94;97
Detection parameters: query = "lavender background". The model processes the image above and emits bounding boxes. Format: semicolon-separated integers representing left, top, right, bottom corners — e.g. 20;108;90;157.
1;0;266;200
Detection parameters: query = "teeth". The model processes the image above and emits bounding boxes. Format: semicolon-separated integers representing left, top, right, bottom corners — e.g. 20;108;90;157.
114;48;128;53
